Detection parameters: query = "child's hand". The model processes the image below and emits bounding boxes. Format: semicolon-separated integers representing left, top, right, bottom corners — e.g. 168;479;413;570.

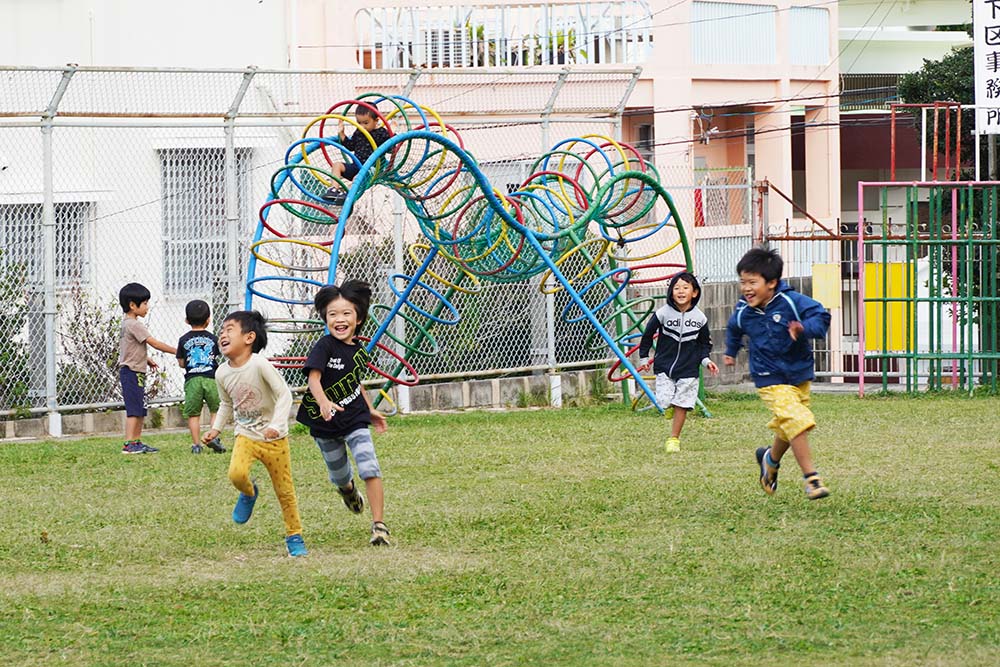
319;397;344;421
371;409;387;434
202;429;220;444
263;427;280;440
147;356;159;370
788;321;804;341
723;355;736;366
637;357;652;371
706;360;720;375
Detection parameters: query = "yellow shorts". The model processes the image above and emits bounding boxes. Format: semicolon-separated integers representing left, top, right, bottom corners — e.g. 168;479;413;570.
758;382;815;442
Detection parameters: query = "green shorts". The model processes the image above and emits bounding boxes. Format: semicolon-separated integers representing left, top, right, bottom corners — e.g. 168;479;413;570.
182;376;220;418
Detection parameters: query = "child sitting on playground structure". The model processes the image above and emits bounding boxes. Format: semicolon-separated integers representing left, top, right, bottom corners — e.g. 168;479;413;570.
117;282;177;454
723;247;832;500
202;310;308;557
176;299;226;455
320;104;391;205
638;271;718;453
296;280;391;547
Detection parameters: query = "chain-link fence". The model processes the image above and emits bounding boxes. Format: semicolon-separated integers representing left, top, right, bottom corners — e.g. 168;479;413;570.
1;65;668;419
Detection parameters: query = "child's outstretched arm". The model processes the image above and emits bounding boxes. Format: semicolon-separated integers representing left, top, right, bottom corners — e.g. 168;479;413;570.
306;368;343;421
146;336;177;356
697;323;719;375
637;315;658;366
204;381;232;443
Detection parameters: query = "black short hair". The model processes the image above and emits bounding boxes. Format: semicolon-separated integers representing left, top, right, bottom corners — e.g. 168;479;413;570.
736;247;783;283
223;310;268;353
355;104;378;120
185;299;211;327
314;280;372;330
119;282;151;313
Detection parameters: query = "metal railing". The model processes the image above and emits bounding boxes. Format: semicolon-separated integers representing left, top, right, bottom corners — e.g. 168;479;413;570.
354;1;654;69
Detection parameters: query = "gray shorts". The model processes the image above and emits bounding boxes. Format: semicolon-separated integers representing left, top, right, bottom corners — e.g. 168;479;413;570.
655;374;699;410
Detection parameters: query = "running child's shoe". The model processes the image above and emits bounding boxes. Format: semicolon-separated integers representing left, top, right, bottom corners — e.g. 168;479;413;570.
804;474;830;500
205;437;226;453
664;436;681;453
337;481;365;514
321;187;347;205
137;441;159;453
755;447;779;495
285;534;308;557
191;444;203;454
122;441;145;454
370;521;391;546
232;483;259;524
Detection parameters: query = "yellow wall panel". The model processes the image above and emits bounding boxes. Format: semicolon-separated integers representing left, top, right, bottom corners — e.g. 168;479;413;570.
864;262;912;351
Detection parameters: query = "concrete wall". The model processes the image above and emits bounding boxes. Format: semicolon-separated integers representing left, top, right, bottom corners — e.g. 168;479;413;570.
0;369;612;440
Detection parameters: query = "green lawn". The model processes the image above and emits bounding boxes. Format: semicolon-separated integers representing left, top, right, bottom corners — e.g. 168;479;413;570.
1;393;998;666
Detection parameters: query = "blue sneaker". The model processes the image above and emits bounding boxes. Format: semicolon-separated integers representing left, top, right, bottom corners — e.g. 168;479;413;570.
121;442;144;454
755;447;779;495
232;483;258;524
137;441;159;453
285;534;308;557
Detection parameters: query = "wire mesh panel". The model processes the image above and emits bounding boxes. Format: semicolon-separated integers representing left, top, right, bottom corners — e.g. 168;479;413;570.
1;65;714;417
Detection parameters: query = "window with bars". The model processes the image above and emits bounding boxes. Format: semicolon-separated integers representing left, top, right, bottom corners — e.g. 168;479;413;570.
159;147;252;296
0;201;91;287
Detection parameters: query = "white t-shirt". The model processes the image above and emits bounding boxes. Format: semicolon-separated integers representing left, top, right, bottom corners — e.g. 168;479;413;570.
212;353;292;441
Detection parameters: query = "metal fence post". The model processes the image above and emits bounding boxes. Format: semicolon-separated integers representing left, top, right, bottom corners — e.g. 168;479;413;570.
392;194;411;413
224;67;258;315
41;66;76;436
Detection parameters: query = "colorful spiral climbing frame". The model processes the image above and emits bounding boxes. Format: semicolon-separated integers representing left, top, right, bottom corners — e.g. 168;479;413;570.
246;93;695;413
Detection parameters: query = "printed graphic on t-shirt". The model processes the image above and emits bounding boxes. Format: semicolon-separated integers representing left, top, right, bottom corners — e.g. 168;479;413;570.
231;381;267;432
183;335;217;375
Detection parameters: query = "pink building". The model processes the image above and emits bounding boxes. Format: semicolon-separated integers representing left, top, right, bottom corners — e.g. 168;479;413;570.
293;0;841;243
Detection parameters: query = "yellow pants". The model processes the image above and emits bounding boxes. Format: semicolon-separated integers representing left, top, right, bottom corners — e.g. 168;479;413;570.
758;382;816;442
228;435;302;537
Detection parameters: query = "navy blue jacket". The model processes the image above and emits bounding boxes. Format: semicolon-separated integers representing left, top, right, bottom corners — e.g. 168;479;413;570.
724;281;831;388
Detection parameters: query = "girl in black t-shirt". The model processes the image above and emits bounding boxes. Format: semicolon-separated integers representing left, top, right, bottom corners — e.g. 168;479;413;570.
296;280;391;546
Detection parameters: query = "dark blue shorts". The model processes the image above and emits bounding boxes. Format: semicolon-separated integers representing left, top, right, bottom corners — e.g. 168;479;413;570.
119;367;147;417
342;161;360;180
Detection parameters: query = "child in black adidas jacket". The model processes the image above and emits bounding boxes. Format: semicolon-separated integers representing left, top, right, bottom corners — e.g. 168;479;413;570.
638;272;718;452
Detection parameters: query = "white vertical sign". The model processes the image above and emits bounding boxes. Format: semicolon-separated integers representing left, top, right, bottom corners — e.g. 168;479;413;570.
976;0;1000;133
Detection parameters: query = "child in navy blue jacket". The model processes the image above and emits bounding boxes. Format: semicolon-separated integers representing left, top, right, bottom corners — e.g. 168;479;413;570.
639;272;718;452
723;247;832;500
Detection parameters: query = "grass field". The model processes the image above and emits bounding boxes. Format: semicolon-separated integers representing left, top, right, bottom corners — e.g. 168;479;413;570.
1;393;999;666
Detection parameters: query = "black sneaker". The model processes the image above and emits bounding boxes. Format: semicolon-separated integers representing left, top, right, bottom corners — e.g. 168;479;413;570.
320;187;347;205
137;441;159;454
205;437;226;453
191;444;203;454
337;481;365;514
370;521;391;547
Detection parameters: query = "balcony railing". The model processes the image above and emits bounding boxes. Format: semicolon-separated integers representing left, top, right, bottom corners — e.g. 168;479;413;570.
840;72;902;111
355;2;654;69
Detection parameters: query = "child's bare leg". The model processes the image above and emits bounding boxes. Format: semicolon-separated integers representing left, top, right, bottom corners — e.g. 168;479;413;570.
187;416;201;444
331;163;345;179
670;407;687;438
363;477;384;524
125;416;143;441
772;430;816;474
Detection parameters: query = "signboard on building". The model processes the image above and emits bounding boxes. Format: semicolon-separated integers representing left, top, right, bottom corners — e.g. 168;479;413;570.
976;0;1000;133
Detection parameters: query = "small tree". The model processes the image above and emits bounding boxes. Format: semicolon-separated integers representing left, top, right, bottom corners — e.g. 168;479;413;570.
57;286;167;405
